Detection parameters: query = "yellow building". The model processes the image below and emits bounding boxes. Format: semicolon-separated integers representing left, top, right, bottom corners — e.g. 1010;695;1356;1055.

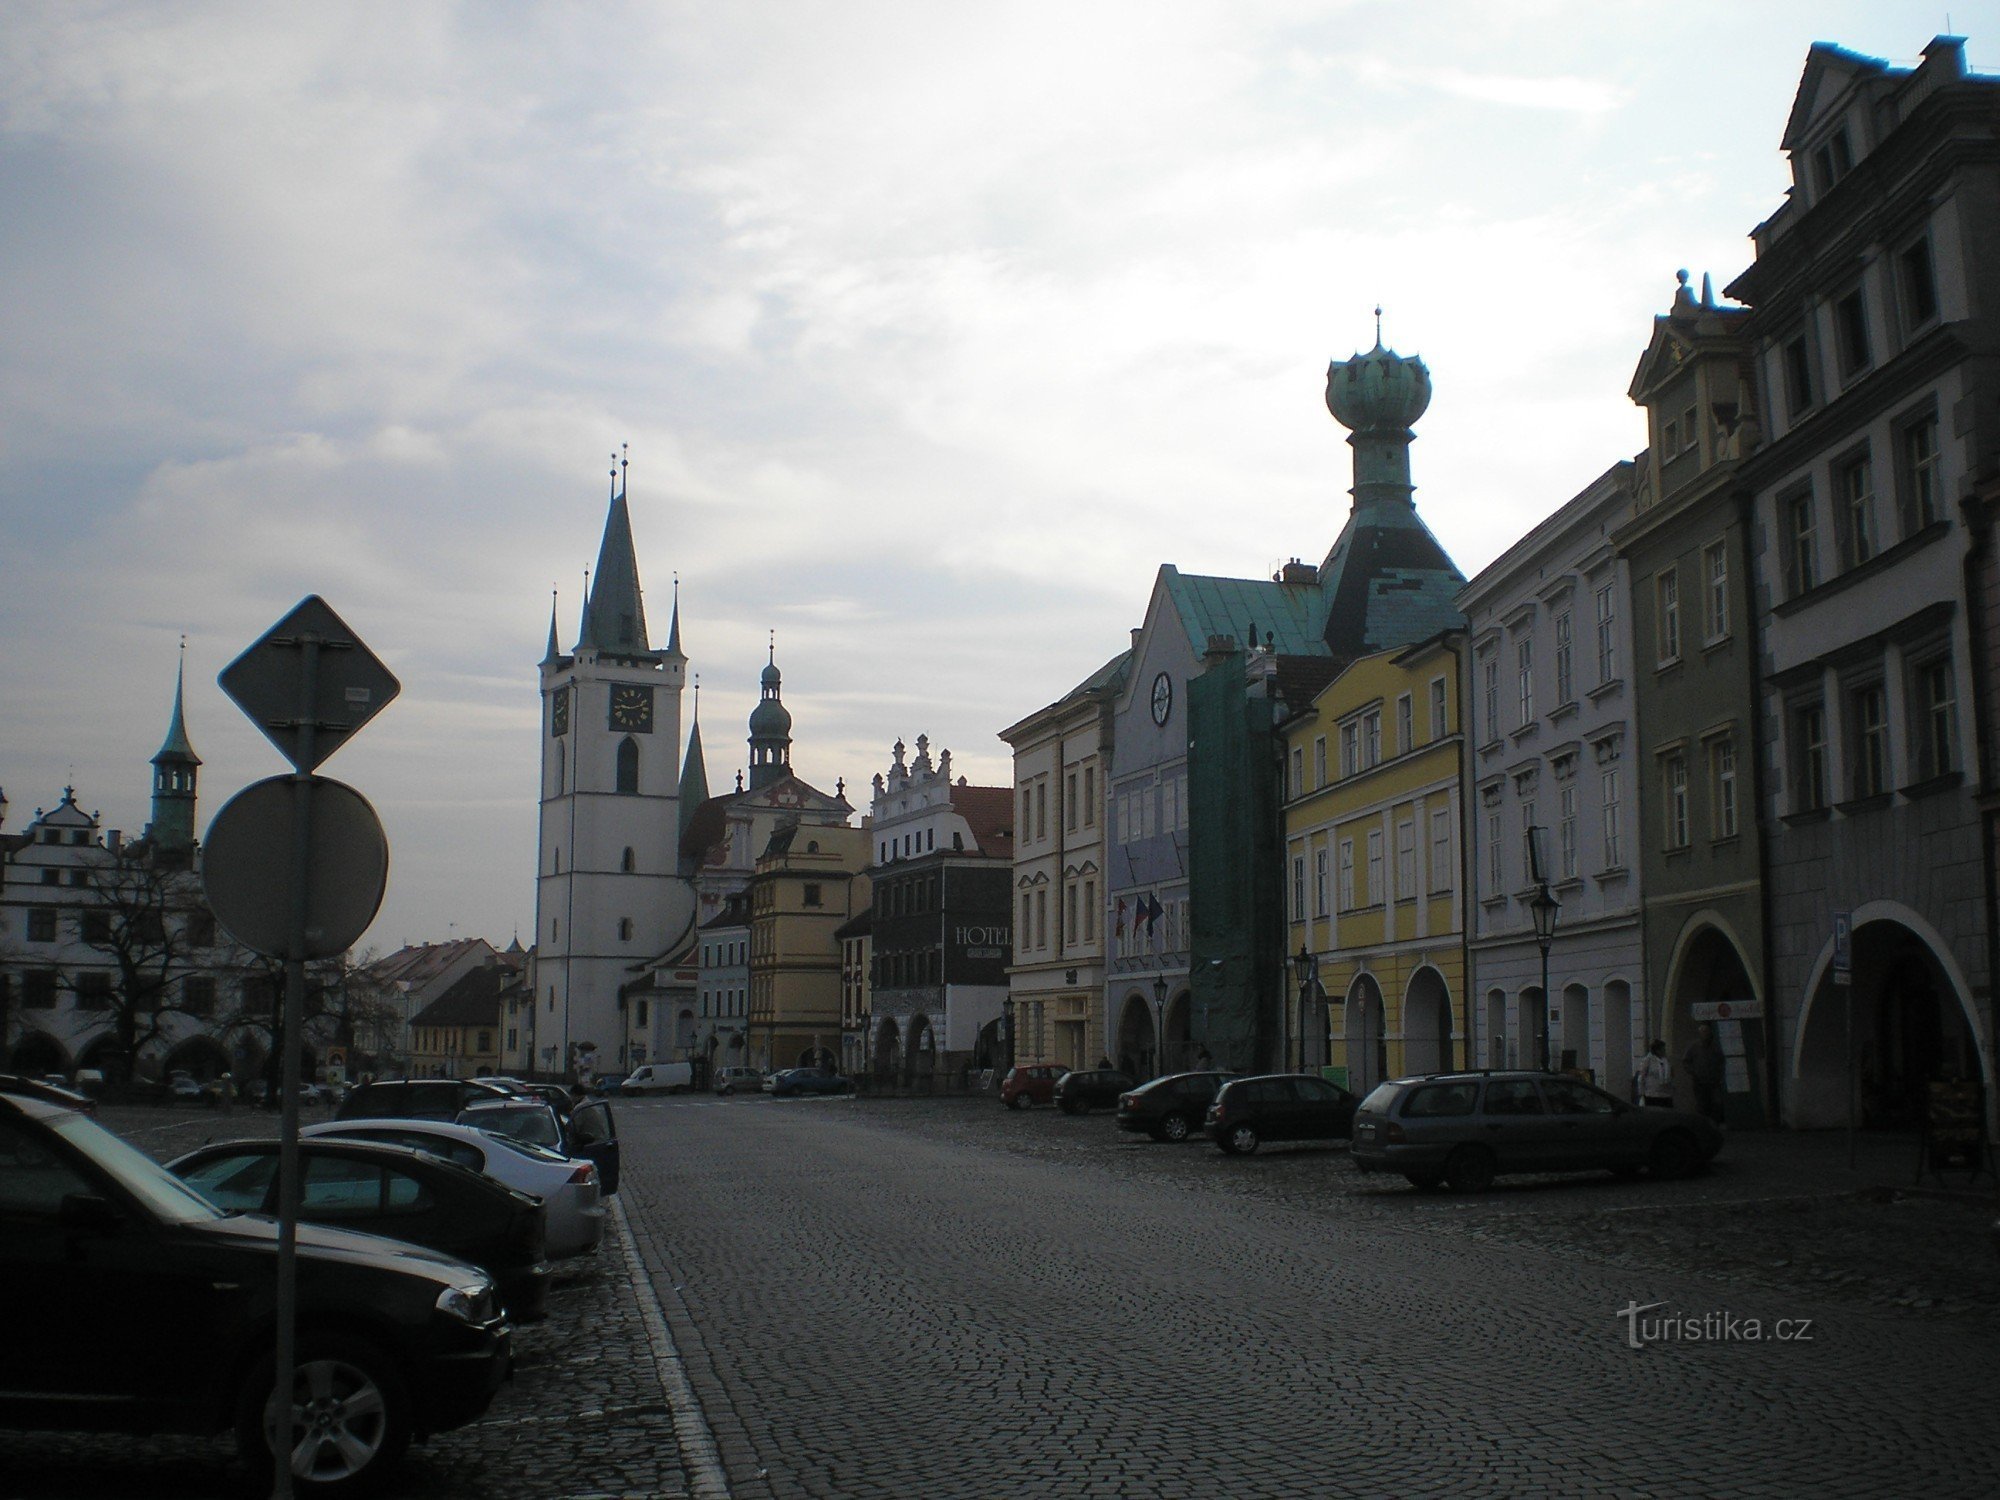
407;962;509;1079
1283;631;1466;1094
747;824;872;1072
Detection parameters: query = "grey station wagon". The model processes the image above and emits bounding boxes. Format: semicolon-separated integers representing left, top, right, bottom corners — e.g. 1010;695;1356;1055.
1350;1070;1722;1191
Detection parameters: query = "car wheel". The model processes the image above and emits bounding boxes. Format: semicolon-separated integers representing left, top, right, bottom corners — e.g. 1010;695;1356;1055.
236;1335;410;1497
1160;1113;1191;1143
1007;1094;1026;1111
719;1084;733;1096
1225;1123;1260;1155
1404;1170;1445;1191
1444;1146;1496;1193
1059;1099;1082;1116
1650;1130;1701;1181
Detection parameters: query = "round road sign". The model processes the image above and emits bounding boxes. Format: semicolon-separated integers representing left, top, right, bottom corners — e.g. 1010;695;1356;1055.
202;775;389;958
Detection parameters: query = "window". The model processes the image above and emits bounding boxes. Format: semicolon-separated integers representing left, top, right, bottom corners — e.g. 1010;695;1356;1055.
1558;786;1578;880
183;976;216;1016
1486;808;1504;891
75;973;113;1010
803;883;823;908
1595;584;1616;683
1429;809;1453;893
27;907;57;942
1083;879;1096;941
1020;786;1032;836
1337;840;1355;911
1395;819;1416;900
618;917;633;940
1429;677;1448;741
186;912;216;947
1833;289;1871;378
1702;541;1729;642
1664;755;1689;849
1812;127;1852;195
1340;723;1359;777
1365;830;1384;906
615;737;639;794
1313;736;1327;788
1064;884;1077;945
1655;569;1681;664
1482;653;1500;741
1554;612;1573;705
1035;781;1047;841
1035;889;1047;949
1795;702;1828;812
1912;658;1956;781
1516;639;1534;725
1783;488;1819;596
1520;801;1539;884
1897;236;1938;330
1289;747;1304;797
1396;695;1413;754
1897;411;1941;536
1082;766;1095;826
1783;335;1815;419
1362;711;1381;767
23;970;58;1009
1021;893;1033;945
1065;772;1078;831
1313;848;1328;916
1852;684;1889;798
1601;768;1622;868
1836;450;1877;570
1710;739;1738;838
1292;856;1306;921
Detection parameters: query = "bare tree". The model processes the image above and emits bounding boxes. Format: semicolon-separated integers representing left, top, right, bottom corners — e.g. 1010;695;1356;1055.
66;846;209;1081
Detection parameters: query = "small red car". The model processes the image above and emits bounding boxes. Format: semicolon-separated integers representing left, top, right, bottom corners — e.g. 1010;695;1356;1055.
1000;1064;1066;1110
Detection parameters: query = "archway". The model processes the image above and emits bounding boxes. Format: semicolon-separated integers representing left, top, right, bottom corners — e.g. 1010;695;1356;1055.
1163;991;1192;1073
163;1035;232;1082
1485;990;1507;1069
1602;980;1634;1099
1518;987;1545;1073
904;1014;935;1085
1345;975;1388;1095
9;1032;69;1077
1560;983;1590;1077
1794;916;1983;1130
873;1017;901;1085
1115;993;1154;1079
77;1034;130;1084
1402;967;1453;1075
1664;922;1766;1125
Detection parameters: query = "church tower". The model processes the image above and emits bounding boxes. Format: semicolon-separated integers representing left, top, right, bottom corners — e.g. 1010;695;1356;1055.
146;644;200;862
746;640;794;790
534;454;699;1077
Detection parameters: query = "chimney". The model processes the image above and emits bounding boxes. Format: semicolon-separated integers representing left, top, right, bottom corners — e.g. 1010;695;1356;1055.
1281;558;1319;586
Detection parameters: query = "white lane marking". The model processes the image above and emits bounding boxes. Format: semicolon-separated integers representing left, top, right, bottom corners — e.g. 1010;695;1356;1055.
612;1194;732;1500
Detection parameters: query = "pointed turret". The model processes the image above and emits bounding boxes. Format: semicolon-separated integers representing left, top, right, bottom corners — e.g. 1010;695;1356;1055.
747;636;794;791
679;682;711;847
577;456;655;659
542;590;563;666
148;646;201;858
667;577;683;659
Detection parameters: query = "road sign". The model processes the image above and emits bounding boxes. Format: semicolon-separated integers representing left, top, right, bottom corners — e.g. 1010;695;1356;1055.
218;595;400;773
1832;912;1853;987
202;775;389;957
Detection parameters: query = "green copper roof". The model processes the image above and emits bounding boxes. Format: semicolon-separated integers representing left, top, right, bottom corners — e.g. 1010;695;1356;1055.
1162;568;1328;657
678;721;710;845
578;492;655;657
1317;500;1465;662
152;658;200;767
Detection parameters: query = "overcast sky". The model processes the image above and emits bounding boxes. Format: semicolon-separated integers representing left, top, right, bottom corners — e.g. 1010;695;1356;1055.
0;2;1975;953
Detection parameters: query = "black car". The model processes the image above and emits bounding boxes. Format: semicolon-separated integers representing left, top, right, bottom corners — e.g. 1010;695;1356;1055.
1116;1071;1236;1142
335;1078;516;1122
169;1136;553;1320
0;1071;98;1117
1053;1067;1136;1115
0;1090;510;1495
457;1095;621;1196
1205;1073;1358;1154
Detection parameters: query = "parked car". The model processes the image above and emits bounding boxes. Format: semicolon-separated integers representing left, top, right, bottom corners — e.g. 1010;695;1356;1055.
1350;1071;1724;1190
335;1078;516;1122
0;1091;510;1495
1053;1067;1135;1115
1116;1071;1235;1142
457;1095;621;1196
168;1136;552;1320
305;1118;605;1257
1205;1073;1358;1154
167;1075;209;1105
0;1072;99;1118
616;1062;694;1095
769;1068;854;1098
712;1066;765;1096
999;1064;1066;1109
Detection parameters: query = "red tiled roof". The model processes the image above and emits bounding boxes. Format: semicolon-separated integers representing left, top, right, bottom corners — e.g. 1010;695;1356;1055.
950;784;1015;860
409;964;504;1029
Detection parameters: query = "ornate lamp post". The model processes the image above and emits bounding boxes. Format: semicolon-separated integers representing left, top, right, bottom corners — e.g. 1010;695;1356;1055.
1528;881;1560;1072
1151;975;1168;1078
1293;944;1319;1074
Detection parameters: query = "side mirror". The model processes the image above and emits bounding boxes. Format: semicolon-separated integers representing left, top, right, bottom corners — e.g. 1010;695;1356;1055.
58;1192;124;1236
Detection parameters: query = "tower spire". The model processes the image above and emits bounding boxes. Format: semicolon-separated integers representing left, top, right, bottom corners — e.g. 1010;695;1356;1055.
667;574;682;657
577;448;655;658
543;588;563;664
747;634;793;791
149;638;201;859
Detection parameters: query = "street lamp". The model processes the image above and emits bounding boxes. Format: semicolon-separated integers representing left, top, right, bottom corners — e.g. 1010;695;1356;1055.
1528;881;1560;1072
1293;944;1319;1074
1151;975;1168;1078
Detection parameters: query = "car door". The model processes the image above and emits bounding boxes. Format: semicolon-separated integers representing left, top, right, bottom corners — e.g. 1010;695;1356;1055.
566;1100;619;1196
1540;1077;1642;1169
1477;1079;1559;1171
1292;1077;1356;1139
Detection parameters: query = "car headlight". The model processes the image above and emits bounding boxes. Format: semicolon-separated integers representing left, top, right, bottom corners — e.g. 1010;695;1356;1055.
436;1281;496;1324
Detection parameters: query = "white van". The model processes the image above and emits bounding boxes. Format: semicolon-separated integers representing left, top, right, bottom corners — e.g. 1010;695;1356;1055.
618;1062;693;1095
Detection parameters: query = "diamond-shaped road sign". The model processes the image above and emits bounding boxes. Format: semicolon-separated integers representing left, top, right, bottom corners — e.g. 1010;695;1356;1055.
219;595;400;773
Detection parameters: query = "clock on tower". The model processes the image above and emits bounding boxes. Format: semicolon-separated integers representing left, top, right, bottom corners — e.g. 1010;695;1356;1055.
608;683;654;733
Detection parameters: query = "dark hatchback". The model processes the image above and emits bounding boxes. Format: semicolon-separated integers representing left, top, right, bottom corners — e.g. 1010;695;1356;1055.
1054;1068;1135;1115
0;1090;510;1495
335;1078;515;1122
1116;1071;1236;1142
169;1136;553;1320
1205;1074;1358;1154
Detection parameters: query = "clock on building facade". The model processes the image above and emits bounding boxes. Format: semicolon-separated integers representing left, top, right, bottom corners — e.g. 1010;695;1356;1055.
1150;672;1172;726
551;686;570;736
608;683;654;733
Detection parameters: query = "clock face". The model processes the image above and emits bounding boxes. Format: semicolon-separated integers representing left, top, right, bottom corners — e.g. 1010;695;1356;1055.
608;684;654;733
1150;672;1172;727
551;687;569;737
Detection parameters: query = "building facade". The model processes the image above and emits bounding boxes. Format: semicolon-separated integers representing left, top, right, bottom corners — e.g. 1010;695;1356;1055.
746;823;871;1071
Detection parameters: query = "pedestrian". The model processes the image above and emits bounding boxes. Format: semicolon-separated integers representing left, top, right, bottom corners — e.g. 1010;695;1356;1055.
1634;1039;1674;1108
1682;1022;1727;1127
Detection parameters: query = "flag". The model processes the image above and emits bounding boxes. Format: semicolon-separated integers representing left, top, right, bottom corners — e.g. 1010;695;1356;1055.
1114;898;1127;937
1145;893;1163;931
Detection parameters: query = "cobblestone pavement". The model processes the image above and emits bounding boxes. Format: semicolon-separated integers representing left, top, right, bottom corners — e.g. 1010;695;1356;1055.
620;1091;2000;1500
0;1105;694;1500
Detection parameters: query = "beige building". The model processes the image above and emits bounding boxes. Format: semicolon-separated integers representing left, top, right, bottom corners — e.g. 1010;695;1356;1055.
747;824;872;1072
1000;653;1127;1071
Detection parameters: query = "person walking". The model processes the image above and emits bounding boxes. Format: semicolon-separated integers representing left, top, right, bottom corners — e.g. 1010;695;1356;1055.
1682;1022;1727;1127
1634;1039;1674;1108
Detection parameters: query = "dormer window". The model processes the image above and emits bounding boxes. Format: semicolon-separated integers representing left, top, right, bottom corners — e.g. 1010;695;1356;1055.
1833;290;1871;379
1812;127;1853;197
1782;335;1815;419
1897;236;1939;331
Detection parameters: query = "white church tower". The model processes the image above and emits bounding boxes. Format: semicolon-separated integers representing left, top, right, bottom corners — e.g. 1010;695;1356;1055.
534;455;699;1077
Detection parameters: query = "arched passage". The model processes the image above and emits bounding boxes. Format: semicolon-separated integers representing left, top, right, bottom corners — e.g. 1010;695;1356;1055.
1794;915;1984;1130
9;1032;70;1077
1345;975;1388;1096
1601;980;1635;1098
1115;993;1155;1079
1485;990;1508;1069
1163;991;1191;1073
163;1035;231;1081
1663;921;1766;1125
873;1017;901;1084
904;1014;935;1084
1402;967;1453;1075
1560;983;1590;1075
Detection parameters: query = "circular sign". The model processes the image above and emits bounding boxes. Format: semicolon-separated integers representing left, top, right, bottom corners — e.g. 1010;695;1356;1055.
1150;672;1173;726
202;775;389;958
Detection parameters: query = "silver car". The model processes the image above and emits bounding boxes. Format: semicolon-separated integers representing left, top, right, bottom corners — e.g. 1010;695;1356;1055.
712;1066;765;1096
1350;1070;1723;1191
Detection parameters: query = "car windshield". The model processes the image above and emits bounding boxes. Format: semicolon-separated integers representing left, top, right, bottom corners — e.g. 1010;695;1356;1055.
51;1111;225;1224
465;1106;562;1148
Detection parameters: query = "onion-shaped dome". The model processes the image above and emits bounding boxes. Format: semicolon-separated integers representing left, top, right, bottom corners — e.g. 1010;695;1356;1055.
749;694;792;738
1326;340;1431;434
